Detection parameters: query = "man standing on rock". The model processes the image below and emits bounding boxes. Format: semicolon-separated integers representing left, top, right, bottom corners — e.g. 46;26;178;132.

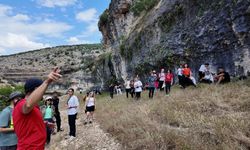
13;68;62;150
67;88;79;138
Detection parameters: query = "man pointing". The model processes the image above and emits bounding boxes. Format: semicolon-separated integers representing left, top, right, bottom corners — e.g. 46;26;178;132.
13;68;62;150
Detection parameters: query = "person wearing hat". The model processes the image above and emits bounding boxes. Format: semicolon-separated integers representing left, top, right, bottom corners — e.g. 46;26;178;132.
43;96;55;145
0;91;23;150
12;67;61;150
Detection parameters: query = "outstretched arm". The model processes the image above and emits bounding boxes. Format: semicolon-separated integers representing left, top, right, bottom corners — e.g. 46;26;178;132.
22;67;62;114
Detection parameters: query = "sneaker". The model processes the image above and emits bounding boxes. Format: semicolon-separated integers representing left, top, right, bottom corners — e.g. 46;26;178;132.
68;136;76;141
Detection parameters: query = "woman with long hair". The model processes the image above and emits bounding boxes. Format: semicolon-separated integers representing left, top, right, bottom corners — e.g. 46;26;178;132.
84;91;96;125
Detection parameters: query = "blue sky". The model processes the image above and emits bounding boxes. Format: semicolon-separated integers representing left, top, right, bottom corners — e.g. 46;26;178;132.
0;0;110;55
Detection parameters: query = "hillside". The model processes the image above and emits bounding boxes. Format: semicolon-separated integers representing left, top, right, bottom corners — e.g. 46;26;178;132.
0;44;112;90
95;82;250;149
99;0;250;80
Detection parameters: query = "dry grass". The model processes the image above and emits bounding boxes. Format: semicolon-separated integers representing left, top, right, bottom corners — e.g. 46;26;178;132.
95;80;250;150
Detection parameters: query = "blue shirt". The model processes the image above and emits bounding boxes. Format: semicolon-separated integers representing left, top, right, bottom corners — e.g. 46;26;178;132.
0;106;17;146
148;75;156;87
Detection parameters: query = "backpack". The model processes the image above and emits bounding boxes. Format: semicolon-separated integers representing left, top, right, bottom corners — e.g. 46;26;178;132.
6;106;13;128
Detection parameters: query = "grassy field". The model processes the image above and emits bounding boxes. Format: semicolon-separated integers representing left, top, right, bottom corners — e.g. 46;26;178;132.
95;81;250;150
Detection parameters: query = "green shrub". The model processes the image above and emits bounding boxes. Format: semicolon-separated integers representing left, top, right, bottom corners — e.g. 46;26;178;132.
99;9;109;25
0;85;24;111
120;42;126;57
131;0;160;16
159;4;184;32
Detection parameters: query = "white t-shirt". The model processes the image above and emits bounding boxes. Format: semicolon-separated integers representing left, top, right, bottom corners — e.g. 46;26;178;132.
134;80;143;92
86;97;95;107
125;80;131;89
177;68;183;76
159;73;165;81
204;71;214;82
199;65;206;72
67;95;79;115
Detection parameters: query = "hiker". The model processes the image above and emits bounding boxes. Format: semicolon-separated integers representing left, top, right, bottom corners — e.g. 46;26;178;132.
84;91;96;125
134;77;143;100
52;92;63;132
109;83;115;99
13;68;62;150
130;79;135;98
182;64;196;87
147;71;157;98
153;70;159;93
0;91;23;150
124;78;131;98
165;70;174;96
43;97;55;145
116;84;122;95
158;68;165;91
199;64;206;80
67;88;79;138
214;68;230;84
200;64;214;84
177;65;183;87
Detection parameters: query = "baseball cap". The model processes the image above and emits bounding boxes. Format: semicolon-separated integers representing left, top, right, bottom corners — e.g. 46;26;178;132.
24;78;43;94
9;91;23;102
45;96;53;101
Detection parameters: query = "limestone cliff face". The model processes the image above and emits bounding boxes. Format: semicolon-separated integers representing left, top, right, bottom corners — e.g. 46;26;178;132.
99;0;250;80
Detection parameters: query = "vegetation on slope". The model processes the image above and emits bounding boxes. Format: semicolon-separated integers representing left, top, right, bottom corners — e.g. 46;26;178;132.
0;85;24;111
96;81;250;149
130;0;160;16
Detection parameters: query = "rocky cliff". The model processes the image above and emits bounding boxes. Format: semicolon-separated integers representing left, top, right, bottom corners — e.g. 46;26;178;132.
99;0;250;80
0;44;111;91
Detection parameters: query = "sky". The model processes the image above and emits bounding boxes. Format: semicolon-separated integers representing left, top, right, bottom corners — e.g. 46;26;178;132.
0;0;110;55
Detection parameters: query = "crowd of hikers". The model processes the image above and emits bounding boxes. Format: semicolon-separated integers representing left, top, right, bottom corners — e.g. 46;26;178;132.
0;67;98;150
109;63;231;99
0;63;231;150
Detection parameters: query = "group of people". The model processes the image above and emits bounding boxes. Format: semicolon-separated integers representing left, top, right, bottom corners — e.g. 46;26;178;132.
0;67;98;150
0;68;62;150
108;63;231;100
0;63;232;150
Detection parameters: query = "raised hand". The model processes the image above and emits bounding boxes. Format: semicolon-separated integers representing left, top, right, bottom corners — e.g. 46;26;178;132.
46;67;62;84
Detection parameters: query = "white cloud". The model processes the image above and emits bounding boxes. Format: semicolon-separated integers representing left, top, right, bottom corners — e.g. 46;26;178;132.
67;37;92;45
0;4;12;16
37;0;77;8
0;33;50;54
76;8;98;23
75;8;99;38
0;4;72;55
12;14;30;21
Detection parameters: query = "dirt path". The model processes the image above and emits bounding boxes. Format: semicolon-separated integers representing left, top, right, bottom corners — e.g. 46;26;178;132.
45;96;121;150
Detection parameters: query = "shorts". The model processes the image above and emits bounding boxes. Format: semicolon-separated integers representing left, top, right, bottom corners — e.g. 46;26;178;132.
86;106;95;112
